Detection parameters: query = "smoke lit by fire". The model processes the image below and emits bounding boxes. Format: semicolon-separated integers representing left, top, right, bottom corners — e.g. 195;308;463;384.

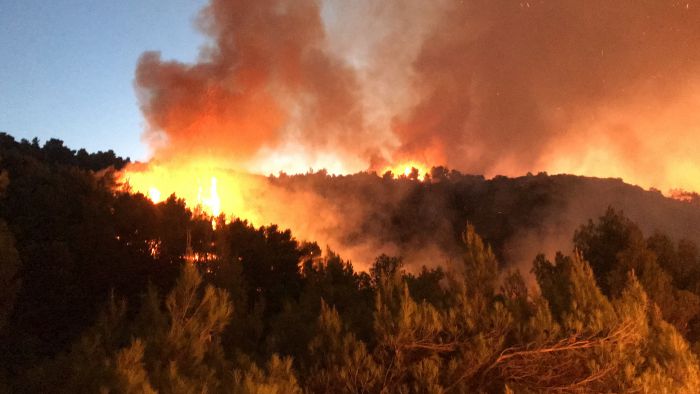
119;0;700;258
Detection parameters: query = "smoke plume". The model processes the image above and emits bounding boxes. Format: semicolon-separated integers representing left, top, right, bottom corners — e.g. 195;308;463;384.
390;1;700;186
136;0;368;172
130;0;700;269
136;0;700;191
136;1;700;189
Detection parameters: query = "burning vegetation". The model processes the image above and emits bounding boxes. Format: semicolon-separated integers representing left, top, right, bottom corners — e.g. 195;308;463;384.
118;158;432;225
119;0;700;260
5;0;700;392
120;160;240;220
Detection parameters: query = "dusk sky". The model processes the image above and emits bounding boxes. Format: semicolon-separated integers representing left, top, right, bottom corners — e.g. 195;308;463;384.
0;0;207;161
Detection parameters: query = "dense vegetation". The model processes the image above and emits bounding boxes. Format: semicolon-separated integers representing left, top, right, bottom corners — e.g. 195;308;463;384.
2;133;700;392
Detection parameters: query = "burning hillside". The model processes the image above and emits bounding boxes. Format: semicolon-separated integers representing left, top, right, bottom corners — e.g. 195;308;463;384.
119;158;431;220
118;0;700;266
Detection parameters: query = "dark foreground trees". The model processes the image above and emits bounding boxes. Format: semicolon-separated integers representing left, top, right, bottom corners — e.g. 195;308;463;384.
9;226;698;393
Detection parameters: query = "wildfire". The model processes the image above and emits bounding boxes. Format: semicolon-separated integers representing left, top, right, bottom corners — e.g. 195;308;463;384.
118;159;263;224
197;177;221;217
382;161;430;180
117;157;435;233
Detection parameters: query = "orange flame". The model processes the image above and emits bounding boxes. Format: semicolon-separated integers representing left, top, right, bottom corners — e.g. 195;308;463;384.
118;157;435;232
382;161;430;180
118;159;263;224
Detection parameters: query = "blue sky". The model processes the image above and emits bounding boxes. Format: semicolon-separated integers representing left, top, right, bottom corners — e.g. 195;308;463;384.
0;0;208;161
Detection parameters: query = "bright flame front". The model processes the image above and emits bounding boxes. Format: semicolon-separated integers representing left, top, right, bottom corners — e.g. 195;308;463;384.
118;158;434;230
382;161;430;180
119;160;263;223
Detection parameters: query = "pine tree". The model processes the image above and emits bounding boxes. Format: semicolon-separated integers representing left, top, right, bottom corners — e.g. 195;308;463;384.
232;354;302;394
111;339;156;394
533;252;616;334
305;301;380;393
137;263;233;393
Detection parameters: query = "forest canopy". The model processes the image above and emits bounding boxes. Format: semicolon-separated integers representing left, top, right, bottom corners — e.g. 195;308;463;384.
1;134;700;392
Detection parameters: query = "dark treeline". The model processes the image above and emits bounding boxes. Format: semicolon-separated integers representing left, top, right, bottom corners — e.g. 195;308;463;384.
1;134;700;392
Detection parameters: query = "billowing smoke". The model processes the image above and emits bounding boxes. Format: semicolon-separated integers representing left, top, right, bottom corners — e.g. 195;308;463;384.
390;0;700;188
136;0;700;191
135;0;369;172
128;0;700;270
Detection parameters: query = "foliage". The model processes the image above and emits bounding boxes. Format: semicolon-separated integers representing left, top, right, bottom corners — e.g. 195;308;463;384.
2;136;700;392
